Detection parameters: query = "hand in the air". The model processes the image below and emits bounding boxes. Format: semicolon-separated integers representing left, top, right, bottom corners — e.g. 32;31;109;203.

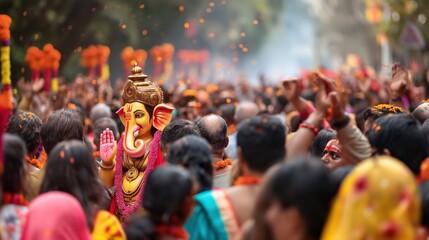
282;78;300;101
390;62;409;99
312;73;337;119
100;128;117;164
32;78;44;93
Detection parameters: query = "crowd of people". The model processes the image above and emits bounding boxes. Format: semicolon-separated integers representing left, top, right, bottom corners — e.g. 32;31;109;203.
2;58;429;240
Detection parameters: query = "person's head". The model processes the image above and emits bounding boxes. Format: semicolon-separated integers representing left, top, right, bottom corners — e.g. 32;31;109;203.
89;103;112;125
413;102;429;124
264;158;333;240
237;115;286;174
93;117;120;149
21;191;91;240
322;156;420;240
2;133;27;195
234;101;259;123
310;129;335;159
320;139;348;170
6;109;42;157
363;104;404;134
196;114;228;157
161;119;201;155
40;108;84;155
126;165;194;240
40;140;105;230
143;165;194;224
367;114;428;176
167;135;213;193
218;103;236;127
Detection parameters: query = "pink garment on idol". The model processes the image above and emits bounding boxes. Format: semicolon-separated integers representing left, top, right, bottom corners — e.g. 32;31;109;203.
21;191;91;240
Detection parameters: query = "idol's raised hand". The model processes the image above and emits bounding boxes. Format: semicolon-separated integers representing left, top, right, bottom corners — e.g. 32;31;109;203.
100;128;117;164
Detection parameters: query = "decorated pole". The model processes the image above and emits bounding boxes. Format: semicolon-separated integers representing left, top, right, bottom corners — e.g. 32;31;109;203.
97;45;110;82
0;14;12;173
150;45;163;79
51;48;61;92
121;47;134;80
159;43;175;83
42;44;54;93
25;46;43;81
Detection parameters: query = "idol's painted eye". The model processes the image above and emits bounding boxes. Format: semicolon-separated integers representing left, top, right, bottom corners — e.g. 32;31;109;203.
323;150;328;156
135;112;144;118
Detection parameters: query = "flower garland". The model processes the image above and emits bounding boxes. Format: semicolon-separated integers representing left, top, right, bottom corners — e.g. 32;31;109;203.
114;131;161;222
155;224;189;239
2;192;28;206
25;156;43;169
0;14;12;174
234;176;262;186
38;149;47;167
213;158;232;170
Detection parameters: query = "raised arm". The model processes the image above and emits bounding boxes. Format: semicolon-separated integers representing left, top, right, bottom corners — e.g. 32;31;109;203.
286;76;333;159
329;92;372;164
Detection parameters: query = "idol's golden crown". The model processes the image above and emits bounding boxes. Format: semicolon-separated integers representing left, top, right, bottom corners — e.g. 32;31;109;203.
122;63;163;106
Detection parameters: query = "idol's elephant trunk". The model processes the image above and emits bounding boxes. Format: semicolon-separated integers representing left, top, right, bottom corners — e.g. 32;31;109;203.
123;125;146;158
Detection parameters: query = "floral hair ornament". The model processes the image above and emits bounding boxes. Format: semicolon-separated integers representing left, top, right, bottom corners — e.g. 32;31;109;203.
370;104;404;114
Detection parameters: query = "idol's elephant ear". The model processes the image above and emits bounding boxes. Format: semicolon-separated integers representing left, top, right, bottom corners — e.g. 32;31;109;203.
116;107;125;126
152;104;174;131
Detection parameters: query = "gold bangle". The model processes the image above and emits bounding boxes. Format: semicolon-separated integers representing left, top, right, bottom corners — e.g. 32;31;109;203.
99;161;115;170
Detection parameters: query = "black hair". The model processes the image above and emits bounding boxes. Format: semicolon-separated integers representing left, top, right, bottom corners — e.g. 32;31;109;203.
330;165;354;194
310;129;336;158
126;166;193;240
2;133;27;195
40;108;84;155
125;216;156;240
93;117;120;149
161;119;201;152
167;135;213;192
419;180;429;228
265;159;333;240
39;140;106;231
143;165;193;223
218;103;236;126
421;120;429;138
367;114;428;175
237;115;286;173
197;114;228;155
6;109;42;155
67;100;86;126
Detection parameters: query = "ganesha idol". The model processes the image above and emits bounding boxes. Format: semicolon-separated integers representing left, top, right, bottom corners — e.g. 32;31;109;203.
99;63;173;222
